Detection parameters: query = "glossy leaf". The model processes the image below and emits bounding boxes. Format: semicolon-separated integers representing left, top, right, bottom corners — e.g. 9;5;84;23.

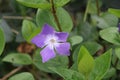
100;27;120;45
78;46;95;76
69;35;83;46
22;20;40;42
72;45;81;62
89;49;112;80
16;0;70;9
15;33;25;42
115;47;120;60
116;61;120;70
108;8;120;18
16;0;51;9
0;19;13;42
49;67;85;80
9;72;34;80
3;53;32;65
83;41;102;55
0;28;5;55
54;0;70;7
36;7;73;32
103;68;116;79
87;0;102;14
77;22;98;41
72;42;102;64
91;13;118;29
33;49;69;73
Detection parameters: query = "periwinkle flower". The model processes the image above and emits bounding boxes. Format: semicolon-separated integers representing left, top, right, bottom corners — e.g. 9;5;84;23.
31;24;70;63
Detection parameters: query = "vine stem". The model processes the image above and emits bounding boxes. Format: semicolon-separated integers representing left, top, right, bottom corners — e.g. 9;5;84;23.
50;0;62;32
83;0;91;22
85;74;89;80
96;0;100;16
0;66;23;80
2;16;32;20
114;58;119;68
109;58;119;80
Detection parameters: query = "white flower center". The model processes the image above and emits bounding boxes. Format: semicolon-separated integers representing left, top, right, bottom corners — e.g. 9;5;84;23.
50;39;56;43
45;35;59;49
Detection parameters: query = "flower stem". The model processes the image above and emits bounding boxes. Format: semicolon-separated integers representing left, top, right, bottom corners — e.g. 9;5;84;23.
85;74;89;80
83;0;91;22
2;16;32;20
50;0;62;32
0;66;23;80
114;58;119;68
96;0;100;16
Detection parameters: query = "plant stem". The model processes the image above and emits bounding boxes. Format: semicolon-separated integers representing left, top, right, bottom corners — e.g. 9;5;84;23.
96;0;100;16
109;58;119;80
0;66;23;80
83;0;91;22
114;58;119;68
11;29;19;34
68;50;73;68
50;0;62;32
85;74;89;80
2;16;32;20
25;66;40;80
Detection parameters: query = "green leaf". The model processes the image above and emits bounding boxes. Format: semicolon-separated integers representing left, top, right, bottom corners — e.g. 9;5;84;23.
103;68;116;79
15;33;25;42
33;49;69;73
69;35;83;46
99;27;120;45
111;53;120;71
8;72;34;80
108;8;120;18
116;61;120;70
72;45;81;63
115;47;120;60
83;41;102;55
72;42;102;70
36;7;73;32
16;0;51;9
78;46;95;76
16;0;70;9
89;49;112;80
0;19;13;42
22;20;40;42
87;0;102;14
3;53;32;65
91;13;118;29
49;67;85;80
77;22;98;41
0;28;5;55
54;0;70;7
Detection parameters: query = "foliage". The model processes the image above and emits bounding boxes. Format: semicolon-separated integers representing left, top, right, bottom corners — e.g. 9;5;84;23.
0;0;120;80
3;53;33;65
0;28;5;55
8;72;34;80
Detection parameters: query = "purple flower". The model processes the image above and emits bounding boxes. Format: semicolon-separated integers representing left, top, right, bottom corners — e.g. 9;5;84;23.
31;24;70;63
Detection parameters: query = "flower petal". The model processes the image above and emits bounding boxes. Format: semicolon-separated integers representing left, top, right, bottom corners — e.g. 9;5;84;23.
55;42;70;56
40;46;56;63
41;24;55;35
31;34;46;48
31;24;55;48
55;32;69;42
